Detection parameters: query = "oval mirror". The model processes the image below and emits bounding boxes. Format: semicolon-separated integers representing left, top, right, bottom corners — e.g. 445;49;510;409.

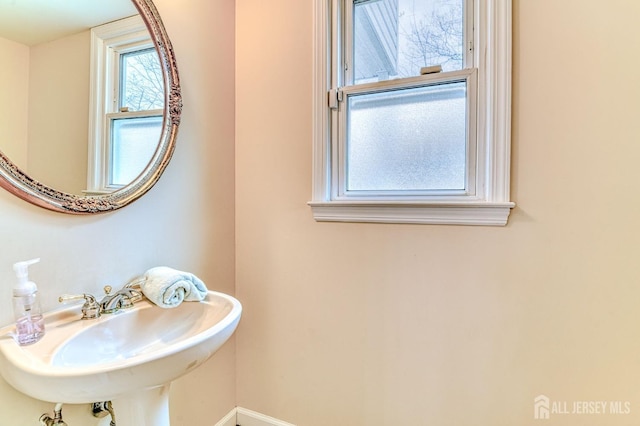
0;0;181;214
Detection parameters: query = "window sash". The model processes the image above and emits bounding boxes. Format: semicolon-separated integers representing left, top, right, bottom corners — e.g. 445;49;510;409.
340;0;474;86
105;110;163;189
334;68;478;200
118;47;165;113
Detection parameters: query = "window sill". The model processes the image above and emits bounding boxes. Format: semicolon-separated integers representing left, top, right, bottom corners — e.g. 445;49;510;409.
308;201;515;226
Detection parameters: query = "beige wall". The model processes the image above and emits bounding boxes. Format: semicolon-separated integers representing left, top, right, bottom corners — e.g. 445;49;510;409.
28;30;90;195
0;37;29;169
0;31;92;195
236;0;640;425
0;0;236;425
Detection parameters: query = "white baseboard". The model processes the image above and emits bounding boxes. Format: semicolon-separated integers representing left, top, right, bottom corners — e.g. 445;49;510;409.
214;407;296;426
214;408;238;426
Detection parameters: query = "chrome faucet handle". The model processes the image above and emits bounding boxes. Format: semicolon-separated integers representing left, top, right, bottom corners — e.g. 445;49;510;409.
123;280;144;302
58;294;101;320
115;287;142;308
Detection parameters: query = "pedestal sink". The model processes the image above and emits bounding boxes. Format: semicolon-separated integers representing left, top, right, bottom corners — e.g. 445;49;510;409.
0;290;241;426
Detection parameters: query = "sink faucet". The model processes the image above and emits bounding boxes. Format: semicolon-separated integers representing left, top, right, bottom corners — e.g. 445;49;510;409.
59;283;143;319
58;294;101;320
100;285;143;314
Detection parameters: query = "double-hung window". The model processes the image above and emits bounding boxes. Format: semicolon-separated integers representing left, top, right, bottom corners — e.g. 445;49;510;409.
310;0;514;225
86;16;164;195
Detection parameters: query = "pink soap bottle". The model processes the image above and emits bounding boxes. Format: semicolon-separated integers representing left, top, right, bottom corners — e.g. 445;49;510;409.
12;258;45;346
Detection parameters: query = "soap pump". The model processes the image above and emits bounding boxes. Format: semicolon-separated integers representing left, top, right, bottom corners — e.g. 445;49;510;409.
12;258;45;345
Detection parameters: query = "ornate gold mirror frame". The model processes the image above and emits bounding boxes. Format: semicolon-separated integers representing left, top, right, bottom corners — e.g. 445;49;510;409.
0;0;181;214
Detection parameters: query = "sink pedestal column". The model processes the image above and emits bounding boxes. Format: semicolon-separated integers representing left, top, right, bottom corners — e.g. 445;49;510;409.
110;384;171;426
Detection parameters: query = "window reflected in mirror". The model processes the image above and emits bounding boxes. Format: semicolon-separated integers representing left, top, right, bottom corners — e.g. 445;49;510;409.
86;16;165;195
107;47;164;187
0;0;181;214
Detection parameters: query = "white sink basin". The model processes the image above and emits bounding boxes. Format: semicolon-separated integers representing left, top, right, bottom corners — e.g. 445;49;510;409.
0;291;241;425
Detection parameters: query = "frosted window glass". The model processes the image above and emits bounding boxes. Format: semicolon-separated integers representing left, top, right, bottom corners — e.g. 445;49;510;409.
346;81;466;191
111;116;162;186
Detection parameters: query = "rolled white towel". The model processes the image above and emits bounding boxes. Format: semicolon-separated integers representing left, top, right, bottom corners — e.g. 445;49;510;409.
138;266;208;308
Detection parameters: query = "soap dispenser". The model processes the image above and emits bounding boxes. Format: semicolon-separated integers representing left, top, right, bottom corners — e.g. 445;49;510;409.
12;258;45;345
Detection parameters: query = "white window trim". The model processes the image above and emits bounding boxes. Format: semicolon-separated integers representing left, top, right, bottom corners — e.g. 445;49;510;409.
309;0;515;226
86;15;155;195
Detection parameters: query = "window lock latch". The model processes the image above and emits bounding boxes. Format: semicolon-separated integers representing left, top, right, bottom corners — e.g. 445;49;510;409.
328;88;343;110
